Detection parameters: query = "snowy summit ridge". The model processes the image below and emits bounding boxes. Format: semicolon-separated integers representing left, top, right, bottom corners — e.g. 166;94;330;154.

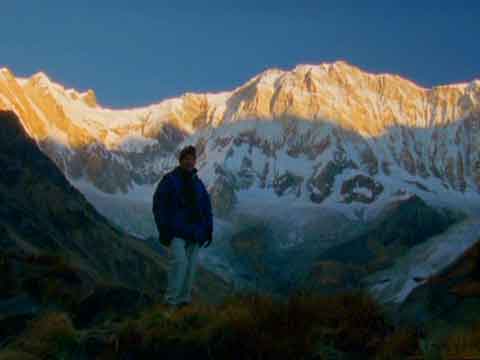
0;61;479;204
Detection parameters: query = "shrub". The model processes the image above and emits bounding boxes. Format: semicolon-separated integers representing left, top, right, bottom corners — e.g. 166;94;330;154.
0;350;40;360
375;328;419;360
8;312;79;359
441;322;480;359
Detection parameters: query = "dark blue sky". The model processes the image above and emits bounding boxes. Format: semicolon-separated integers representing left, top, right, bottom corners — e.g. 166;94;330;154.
1;0;478;107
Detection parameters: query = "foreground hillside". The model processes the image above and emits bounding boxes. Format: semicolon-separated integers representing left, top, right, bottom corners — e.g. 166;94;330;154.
1;287;480;359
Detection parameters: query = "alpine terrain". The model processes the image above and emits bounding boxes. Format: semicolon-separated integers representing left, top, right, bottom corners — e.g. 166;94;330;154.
1;61;479;303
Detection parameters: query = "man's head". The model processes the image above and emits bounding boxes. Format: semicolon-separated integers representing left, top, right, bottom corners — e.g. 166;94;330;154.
178;145;196;172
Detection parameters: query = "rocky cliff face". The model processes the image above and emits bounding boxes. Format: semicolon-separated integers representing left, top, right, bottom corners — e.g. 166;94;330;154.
0;62;479;203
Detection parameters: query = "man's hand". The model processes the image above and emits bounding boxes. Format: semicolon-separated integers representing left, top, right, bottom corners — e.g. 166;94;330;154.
158;225;172;247
202;232;213;248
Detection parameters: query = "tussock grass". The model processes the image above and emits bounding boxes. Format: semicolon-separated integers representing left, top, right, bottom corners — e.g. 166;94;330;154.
3;272;480;360
113;291;392;359
441;322;480;359
0;350;40;360
7;312;79;359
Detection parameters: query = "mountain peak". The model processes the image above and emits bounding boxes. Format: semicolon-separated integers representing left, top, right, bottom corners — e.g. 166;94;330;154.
241;68;285;89
0;67;15;80
31;71;51;81
81;89;97;107
29;71;54;89
323;59;355;70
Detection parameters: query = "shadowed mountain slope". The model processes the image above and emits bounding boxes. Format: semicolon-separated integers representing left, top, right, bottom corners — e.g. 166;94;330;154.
0;110;229;301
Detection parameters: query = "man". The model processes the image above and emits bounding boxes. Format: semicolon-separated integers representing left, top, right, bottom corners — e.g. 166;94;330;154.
152;145;213;310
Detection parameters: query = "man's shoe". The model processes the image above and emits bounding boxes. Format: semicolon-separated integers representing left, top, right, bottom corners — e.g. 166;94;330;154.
177;301;191;310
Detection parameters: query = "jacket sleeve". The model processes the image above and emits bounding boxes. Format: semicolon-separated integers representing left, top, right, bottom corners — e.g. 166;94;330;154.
152;175;173;242
203;183;213;241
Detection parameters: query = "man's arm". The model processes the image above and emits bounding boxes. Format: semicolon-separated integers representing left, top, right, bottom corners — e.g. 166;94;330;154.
152;175;173;244
202;182;213;247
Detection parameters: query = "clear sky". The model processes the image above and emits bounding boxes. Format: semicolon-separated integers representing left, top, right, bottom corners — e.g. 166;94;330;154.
1;0;478;108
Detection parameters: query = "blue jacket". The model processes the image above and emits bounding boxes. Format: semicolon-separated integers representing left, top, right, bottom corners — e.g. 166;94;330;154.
152;166;213;246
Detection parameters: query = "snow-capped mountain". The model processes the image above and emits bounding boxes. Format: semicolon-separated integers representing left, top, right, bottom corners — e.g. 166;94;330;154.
1;61;479;199
1;61;479;301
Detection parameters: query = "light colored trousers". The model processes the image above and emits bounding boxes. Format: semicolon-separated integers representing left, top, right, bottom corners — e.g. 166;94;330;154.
163;236;200;305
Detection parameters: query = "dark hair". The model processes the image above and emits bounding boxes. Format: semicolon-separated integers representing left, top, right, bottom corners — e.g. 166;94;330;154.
179;145;196;161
